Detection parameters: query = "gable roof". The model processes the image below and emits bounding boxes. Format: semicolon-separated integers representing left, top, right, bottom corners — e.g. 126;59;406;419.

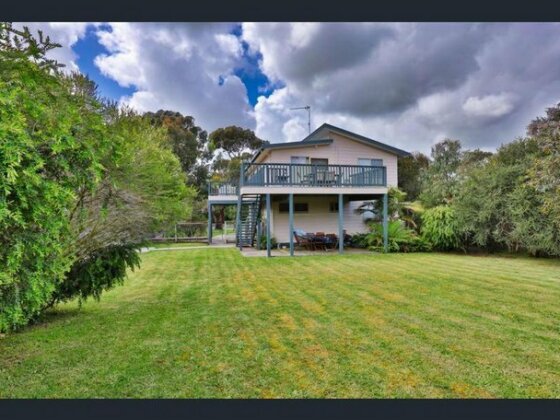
263;138;333;150
249;139;333;163
302;123;411;157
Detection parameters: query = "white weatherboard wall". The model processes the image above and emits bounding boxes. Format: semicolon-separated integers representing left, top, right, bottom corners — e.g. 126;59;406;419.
270;195;369;243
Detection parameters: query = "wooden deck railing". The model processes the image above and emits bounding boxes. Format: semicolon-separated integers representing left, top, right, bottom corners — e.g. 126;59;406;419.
241;163;386;187
208;181;238;196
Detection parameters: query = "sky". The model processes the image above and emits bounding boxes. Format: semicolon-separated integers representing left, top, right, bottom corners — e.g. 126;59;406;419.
14;22;560;154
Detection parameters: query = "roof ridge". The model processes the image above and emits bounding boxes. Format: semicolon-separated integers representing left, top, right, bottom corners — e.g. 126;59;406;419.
302;123;410;157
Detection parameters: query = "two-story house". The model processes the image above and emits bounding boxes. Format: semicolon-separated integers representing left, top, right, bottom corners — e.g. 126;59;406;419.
207;123;410;256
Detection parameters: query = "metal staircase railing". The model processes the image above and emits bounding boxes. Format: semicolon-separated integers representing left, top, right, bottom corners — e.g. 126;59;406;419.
236;194;262;248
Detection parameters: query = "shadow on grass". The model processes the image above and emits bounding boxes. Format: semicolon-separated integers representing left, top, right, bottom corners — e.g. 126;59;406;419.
29;305;83;329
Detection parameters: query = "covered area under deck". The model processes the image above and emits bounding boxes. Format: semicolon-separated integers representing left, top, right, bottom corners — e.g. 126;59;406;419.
257;192;388;257
206;199;237;245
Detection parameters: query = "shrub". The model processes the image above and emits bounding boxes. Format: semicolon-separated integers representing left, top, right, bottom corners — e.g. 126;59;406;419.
421;205;462;251
0;25;110;331
49;244;141;307
349;233;369;248
259;234;277;249
366;220;431;253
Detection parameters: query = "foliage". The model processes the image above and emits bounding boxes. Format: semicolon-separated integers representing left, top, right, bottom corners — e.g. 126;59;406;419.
420;205;462;251
398;152;430;200
259;234;277;249
144;110;210;194
454;137;560;256
49;244;141;307
419;139;463;207
366;220;430;253
0;24;194;332
348;232;368;248
209;126;265;160
381;187;423;228
526;102;560;236
208;126;265;187
358;187;423;229
0;24;110;331
69;108;196;260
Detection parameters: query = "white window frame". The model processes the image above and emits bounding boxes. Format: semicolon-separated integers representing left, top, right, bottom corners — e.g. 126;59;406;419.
291;156;309;164
358;158;383;167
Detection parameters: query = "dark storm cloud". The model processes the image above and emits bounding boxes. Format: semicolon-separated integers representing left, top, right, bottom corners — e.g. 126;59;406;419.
246;23;560;152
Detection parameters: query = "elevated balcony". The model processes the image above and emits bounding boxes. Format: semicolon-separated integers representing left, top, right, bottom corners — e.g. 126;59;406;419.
241;162;386;194
207;181;239;203
209;163;388;200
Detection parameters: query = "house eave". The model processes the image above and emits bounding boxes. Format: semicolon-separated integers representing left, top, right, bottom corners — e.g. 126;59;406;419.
302;123;411;157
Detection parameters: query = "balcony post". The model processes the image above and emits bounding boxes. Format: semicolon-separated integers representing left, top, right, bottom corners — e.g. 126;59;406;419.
236;195;242;250
338;193;344;254
239;162;245;187
266;193;271;258
207;202;212;245
289;193;294;256
383;193;389;252
289;163;293;186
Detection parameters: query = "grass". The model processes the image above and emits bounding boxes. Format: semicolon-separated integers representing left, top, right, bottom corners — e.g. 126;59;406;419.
1;249;560;398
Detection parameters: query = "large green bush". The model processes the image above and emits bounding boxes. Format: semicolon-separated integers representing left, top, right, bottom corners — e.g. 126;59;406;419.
0;25;195;332
420;205;462;251
454;138;560;256
0;25;109;331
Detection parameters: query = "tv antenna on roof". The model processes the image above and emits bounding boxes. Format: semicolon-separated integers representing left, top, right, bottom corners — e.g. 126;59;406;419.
290;105;311;134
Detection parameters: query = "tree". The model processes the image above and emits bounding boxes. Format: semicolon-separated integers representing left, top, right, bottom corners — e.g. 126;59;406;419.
0;24;110;331
526;103;560;234
69;107;195;262
209;126;265;161
208;126;265;227
53;107;195;308
0;24;195;331
145;110;211;194
454;137;560;256
398;152;430;201
419;139;463;208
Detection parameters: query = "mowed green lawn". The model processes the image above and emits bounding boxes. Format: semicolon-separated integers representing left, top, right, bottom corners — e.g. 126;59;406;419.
1;249;560;398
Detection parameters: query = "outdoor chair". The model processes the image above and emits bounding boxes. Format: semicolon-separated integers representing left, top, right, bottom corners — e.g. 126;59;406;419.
293;229;316;251
326;233;338;249
313;232;328;251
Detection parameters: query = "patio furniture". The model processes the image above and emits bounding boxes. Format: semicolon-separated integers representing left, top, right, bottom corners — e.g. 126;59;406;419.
314;232;328;251
326;233;338;249
293;229;316;251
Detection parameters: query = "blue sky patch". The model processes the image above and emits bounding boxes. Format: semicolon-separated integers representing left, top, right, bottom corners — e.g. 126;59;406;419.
73;25;137;101
72;23;276;108
231;25;275;106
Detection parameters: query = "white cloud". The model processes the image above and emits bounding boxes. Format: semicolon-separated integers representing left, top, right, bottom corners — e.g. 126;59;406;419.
15;22;560;154
13;22;92;72
93;23;254;131
244;22;560;152
463;93;517;118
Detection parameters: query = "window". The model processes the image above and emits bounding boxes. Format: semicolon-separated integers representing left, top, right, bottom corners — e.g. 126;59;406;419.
279;202;309;213
358;158;383;166
310;158;328;166
291;156;309;164
329;202;339;213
